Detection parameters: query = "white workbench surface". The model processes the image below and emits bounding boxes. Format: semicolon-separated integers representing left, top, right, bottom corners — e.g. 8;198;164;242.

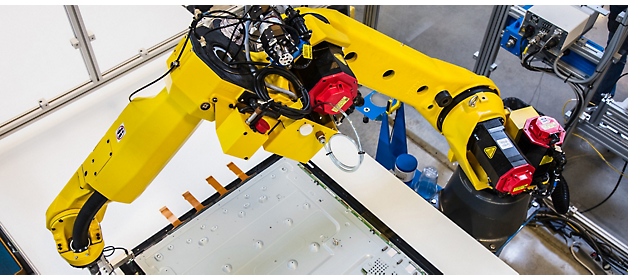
311;147;518;275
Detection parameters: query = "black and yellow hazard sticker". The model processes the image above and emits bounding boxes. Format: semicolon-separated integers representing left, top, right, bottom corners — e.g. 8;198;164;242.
303;44;313;59
484;146;497;159
332;97;350;113
513;184;528;193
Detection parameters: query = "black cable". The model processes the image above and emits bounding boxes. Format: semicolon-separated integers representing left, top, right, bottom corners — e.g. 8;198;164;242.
253;66;311;119
581;160;628;213
71;191;108;252
221;9;251;62
197;13;301;41
564;82;584;130
227;61;269;66
199;8;307;71
102;246;129;258
522;48;554;73
534;213;607;266
128;27;193;102
598;72;628;95
128;67;175;102
529;211;628;273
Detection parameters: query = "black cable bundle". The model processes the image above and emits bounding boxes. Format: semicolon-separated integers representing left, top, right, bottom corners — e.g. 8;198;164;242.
253;66;312;120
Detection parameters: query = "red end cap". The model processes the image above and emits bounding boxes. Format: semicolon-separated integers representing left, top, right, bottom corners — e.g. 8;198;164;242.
523;116;565;148
309;72;358;114
495;164;535;195
255;119;270;134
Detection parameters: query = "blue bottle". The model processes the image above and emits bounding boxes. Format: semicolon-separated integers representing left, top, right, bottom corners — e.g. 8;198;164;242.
393;154;418;186
412;166;439;200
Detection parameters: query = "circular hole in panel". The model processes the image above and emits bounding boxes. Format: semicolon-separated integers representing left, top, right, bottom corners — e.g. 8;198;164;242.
345;52;357;62
382;70;395;79
370;91;392;107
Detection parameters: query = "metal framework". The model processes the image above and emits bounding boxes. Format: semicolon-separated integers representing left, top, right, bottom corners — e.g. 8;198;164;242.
363;5;380;29
65;5;102;83
474;4;628;264
473;5;509;77
0;5;243;141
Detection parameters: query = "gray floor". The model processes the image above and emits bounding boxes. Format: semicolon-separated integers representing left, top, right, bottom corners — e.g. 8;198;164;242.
347;5;628;275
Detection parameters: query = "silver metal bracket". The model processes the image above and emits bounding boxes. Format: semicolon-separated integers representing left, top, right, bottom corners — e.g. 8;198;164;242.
88;254;115;275
70;31;95;49
612;52;623;64
64;5;102;83
38;98;49;111
490;63;498;72
87;30;96;41
582;5;609;16
70;38;80;49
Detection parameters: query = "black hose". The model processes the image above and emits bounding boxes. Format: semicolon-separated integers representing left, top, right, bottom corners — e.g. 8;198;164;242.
72;191;108;252
535;213;606;265
581;160;628;213
253;66;311;119
550;174;570;214
564;83;584;130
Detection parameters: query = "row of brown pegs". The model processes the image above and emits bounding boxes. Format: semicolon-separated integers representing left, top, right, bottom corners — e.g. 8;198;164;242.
159;162;250;228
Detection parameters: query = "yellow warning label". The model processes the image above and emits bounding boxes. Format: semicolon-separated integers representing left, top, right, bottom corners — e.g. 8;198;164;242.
484;146;497;159
303;44;313;59
332;97;350;113
513;184;528;193
539;155;554;165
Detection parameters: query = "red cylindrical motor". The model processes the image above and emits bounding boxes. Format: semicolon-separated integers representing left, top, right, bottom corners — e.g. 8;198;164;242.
294;42;358;115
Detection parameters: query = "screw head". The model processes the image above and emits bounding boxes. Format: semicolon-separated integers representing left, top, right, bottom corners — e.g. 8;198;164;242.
200;103;211;110
212;97;218;102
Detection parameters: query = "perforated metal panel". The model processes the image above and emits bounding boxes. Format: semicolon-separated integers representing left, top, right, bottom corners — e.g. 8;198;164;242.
134;158;428;275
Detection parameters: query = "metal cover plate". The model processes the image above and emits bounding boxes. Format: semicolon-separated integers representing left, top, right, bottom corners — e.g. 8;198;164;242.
134;158;426;275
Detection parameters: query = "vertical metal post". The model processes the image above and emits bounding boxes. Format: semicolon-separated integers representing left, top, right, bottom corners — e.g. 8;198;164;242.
473;5;510;77
64;5;102;83
363;5;380;30
566;19;628;142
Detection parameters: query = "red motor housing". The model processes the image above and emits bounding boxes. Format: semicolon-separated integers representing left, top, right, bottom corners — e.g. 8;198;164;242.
495;164;535;195
293;42;358;115
309;73;358;114
523;116;565;148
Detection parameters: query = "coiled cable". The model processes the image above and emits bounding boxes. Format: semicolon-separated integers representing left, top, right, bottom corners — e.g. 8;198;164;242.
253;66;311;119
320;102;364;173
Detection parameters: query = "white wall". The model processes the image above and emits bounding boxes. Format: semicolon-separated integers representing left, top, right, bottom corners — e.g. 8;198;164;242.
0;5;271;274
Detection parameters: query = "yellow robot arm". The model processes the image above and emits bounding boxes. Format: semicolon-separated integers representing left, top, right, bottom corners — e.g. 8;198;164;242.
298;7;504;189
46;7;515;269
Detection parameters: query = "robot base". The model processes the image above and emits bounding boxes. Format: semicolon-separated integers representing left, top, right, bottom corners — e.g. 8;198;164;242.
439;167;530;253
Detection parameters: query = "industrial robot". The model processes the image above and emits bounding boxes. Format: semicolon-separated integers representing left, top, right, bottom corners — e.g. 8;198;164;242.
45;6;569;273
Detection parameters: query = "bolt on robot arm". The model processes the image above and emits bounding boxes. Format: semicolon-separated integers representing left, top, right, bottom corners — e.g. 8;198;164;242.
46;6;568;270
